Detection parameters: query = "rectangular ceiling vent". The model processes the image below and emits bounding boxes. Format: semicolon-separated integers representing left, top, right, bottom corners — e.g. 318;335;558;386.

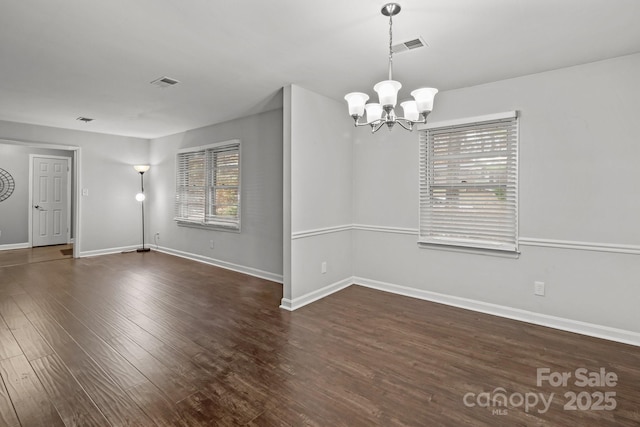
150;76;180;88
392;37;428;54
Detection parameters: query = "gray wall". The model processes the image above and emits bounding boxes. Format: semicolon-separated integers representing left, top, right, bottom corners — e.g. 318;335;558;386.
148;108;283;281
283;85;354;306
0;120;150;253
0;143;74;245
352;53;640;334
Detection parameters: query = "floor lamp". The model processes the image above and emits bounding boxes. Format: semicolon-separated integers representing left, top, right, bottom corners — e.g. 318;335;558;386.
134;165;150;252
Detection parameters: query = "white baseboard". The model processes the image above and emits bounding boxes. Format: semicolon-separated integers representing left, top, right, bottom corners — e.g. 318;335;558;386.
0;242;30;251
354;276;640;347
155;246;283;284
79;245;140;257
280;277;353;311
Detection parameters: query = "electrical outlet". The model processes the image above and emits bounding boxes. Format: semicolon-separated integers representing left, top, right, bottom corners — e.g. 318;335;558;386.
210;239;215;249
321;261;327;274
534;281;545;296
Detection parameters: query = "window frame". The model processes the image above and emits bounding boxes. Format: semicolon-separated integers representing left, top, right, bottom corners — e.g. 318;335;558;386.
417;111;519;253
174;139;241;232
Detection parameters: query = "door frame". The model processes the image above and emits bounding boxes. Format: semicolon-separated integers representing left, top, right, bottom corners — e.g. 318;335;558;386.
1;139;82;258
29;154;73;248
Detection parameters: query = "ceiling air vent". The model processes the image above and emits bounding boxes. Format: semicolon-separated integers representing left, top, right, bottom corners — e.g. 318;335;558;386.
150;76;180;88
392;36;428;54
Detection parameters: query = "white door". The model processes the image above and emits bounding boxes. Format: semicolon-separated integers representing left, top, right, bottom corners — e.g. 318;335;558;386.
32;156;70;247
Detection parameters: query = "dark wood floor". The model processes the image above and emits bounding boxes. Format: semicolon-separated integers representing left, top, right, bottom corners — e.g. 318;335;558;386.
0;244;73;268
0;252;638;426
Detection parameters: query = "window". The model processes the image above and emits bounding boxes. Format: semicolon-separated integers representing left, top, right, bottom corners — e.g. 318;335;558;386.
419;112;518;252
175;140;241;231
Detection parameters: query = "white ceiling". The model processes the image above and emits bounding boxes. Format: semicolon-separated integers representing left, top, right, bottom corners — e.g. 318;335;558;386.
1;0;640;139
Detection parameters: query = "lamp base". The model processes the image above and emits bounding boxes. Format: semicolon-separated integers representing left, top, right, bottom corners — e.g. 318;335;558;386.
136;248;151;253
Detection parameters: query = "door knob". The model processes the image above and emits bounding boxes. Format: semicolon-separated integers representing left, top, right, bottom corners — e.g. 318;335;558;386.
34;205;41;209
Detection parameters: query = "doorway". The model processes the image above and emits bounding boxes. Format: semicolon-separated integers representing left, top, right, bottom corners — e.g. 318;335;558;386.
0;139;81;258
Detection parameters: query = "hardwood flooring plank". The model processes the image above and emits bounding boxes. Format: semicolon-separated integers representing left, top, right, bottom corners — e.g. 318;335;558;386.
10;294;154;427
45;282;247;397
0;355;65;427
126;312;208;358
98;319;266;425
0;316;22;361
86;302;268;425
125;381;192;427
0;370;21;427
30;354;111;427
128;385;237;427
0;297;53;361
193;362;266;425
110;280;284;370
63;282;140;318
176;391;236;427
18;293;147;391
66;354;154;427
43;289;217;395
50;289;205;377
0;279;25;298
125;273;215;315
107;335;196;404
48;291;122;341
122;295;227;356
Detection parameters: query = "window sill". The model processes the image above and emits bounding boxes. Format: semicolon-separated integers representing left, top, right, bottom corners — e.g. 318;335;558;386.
175;219;240;233
417;241;520;258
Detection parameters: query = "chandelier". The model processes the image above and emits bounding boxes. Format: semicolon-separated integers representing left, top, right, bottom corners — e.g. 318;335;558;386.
344;3;438;133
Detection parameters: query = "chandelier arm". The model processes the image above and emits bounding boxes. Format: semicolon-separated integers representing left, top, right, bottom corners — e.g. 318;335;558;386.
395;119;414;131
371;121;387;133
353;119;385;128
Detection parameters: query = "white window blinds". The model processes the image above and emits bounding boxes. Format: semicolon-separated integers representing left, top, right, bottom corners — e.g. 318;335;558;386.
175;140;240;230
419;112;518;252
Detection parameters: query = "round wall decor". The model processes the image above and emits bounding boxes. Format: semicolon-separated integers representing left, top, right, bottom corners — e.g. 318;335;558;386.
0;168;16;202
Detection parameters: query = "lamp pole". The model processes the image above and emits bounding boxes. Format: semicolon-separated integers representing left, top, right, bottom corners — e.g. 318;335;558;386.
134;165;150;252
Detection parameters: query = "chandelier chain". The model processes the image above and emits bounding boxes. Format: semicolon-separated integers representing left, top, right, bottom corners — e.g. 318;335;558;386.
388;12;393;80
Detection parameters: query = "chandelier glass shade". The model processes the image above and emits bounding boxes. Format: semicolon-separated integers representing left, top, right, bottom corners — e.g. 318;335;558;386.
345;3;438;133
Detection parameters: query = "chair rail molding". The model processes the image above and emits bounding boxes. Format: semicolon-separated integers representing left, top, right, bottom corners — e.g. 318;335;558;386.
291;224;353;240
519;237;640;255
